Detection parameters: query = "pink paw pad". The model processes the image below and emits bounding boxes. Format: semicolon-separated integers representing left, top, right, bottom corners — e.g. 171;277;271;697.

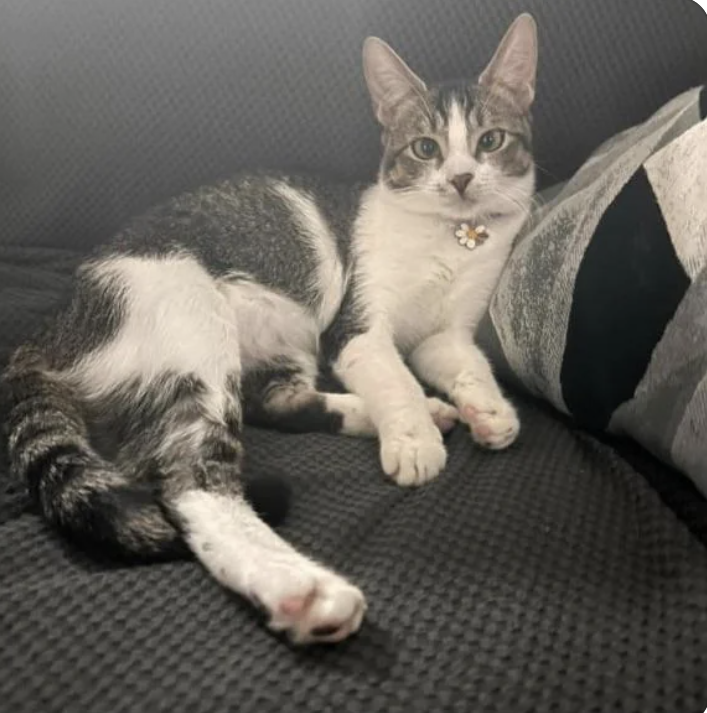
279;594;310;617
461;405;493;439
461;405;477;422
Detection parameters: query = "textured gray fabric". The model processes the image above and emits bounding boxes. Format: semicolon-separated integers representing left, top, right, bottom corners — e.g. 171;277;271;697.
478;87;707;495
611;265;707;472
1;2;707;710
0;0;706;254
2;393;707;713
0;246;706;713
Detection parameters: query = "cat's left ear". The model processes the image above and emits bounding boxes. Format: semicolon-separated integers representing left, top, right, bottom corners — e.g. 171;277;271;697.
362;37;427;126
479;14;538;111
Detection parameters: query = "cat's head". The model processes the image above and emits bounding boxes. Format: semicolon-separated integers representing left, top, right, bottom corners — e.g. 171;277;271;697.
363;14;538;219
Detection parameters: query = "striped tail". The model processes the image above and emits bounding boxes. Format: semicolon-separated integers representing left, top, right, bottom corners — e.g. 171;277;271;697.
3;347;186;560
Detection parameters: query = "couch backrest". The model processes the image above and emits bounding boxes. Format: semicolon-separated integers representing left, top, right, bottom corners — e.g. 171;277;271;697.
1;0;705;251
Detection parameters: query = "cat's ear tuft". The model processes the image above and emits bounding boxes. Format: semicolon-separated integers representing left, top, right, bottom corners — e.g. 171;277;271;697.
479;14;538;111
362;37;427;126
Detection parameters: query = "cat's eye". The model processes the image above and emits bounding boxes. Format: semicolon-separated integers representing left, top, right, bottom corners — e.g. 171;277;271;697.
478;129;506;153
411;137;441;160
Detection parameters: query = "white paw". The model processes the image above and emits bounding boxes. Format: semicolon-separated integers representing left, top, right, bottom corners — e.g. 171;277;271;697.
249;562;367;645
426;398;459;434
459;395;520;450
380;423;447;486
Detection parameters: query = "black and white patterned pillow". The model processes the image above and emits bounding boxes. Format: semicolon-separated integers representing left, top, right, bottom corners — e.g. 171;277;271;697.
479;85;707;495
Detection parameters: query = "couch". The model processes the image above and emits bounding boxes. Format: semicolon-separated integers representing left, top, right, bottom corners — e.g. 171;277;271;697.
1;1;706;711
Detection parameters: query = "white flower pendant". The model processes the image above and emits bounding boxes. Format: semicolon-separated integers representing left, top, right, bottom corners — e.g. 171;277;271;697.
454;223;490;250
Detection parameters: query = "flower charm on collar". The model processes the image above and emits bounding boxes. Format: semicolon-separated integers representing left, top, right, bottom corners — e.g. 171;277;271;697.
454;223;490;250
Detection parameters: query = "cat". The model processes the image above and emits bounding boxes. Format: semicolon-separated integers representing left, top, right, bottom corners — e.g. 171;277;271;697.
3;14;538;645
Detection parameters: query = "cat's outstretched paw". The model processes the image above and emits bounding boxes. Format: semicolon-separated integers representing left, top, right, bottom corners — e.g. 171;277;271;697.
426;398;459;434
380;424;447;486
255;564;367;645
459;396;519;450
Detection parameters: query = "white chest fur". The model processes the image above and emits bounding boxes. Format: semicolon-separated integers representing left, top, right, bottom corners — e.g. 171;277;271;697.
353;185;524;353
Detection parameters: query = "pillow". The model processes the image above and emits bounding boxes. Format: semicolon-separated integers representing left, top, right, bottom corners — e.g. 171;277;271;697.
478;85;707;495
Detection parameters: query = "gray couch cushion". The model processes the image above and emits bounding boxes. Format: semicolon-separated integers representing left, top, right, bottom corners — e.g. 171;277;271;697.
1;0;706;253
2;384;707;712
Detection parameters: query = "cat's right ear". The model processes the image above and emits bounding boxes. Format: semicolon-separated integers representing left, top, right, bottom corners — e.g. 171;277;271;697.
362;37;427;127
478;14;538;111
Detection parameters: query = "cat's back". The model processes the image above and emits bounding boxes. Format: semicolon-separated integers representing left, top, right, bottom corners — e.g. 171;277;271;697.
113;171;361;262
106;171;365;290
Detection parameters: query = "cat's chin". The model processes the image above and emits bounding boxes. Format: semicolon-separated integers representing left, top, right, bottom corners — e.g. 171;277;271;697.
382;184;530;223
426;192;511;222
440;192;478;210
437;193;531;224
383;187;478;220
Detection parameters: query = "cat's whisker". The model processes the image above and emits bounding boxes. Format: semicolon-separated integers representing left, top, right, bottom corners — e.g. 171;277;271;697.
487;187;539;215
393;186;424;196
505;188;543;212
496;180;540;205
532;160;564;184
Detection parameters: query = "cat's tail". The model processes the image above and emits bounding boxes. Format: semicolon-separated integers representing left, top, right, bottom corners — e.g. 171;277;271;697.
2;346;289;561
3;346;187;559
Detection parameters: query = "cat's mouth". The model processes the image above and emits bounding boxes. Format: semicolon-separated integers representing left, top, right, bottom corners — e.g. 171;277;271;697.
438;189;478;207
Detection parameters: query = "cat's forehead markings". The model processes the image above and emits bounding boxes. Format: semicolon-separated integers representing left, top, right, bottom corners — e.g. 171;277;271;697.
447;100;469;157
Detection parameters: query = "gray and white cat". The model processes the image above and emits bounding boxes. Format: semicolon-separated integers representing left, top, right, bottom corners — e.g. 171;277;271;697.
4;15;537;644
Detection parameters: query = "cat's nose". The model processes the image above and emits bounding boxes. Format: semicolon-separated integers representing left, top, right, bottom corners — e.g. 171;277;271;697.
450;173;473;197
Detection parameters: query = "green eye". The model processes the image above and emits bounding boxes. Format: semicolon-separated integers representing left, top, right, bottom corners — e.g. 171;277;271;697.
478;129;506;153
411;137;441;160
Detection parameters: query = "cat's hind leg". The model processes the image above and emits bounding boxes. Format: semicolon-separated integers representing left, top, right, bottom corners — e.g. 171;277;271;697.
145;374;365;644
242;354;458;438
224;277;458;440
155;375;367;643
73;254;365;644
124;364;365;644
242;355;378;437
221;279;375;438
176;489;366;644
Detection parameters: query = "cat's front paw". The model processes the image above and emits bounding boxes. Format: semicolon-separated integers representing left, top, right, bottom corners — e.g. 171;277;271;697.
380;423;447;486
253;562;367;645
426;397;459;434
459;395;520;450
